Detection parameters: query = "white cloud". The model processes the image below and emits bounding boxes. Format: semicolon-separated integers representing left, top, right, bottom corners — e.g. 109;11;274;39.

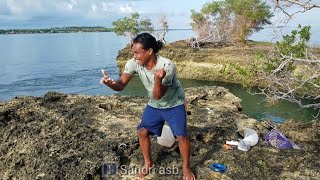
119;4;134;13
0;0;195;28
101;2;114;12
91;4;97;12
6;0;45;15
2;0;317;30
1;0;139;17
58;2;73;11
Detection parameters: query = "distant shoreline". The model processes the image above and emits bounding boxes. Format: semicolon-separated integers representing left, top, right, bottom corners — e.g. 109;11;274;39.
0;27;193;35
0;26;113;35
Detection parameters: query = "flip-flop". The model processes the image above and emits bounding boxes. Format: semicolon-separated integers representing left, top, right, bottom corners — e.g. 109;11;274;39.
135;164;155;179
210;163;227;173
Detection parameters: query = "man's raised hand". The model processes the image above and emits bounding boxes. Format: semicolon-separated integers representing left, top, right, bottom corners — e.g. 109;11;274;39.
100;69;116;85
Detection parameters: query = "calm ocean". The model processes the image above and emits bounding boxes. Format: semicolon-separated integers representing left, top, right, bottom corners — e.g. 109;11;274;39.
0;29;318;121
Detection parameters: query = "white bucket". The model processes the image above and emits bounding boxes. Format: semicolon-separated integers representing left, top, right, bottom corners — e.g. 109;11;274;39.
157;125;175;147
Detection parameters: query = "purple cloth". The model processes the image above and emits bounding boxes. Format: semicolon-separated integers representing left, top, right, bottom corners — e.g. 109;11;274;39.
264;129;295;149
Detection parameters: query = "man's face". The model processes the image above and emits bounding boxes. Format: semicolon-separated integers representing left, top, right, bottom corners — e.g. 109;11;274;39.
131;43;152;66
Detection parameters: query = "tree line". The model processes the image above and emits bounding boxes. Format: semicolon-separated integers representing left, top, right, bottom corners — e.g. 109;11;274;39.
0;26;113;35
112;0;272;46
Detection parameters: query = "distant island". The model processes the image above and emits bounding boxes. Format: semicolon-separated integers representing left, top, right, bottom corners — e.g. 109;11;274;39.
0;26;194;35
0;26;113;35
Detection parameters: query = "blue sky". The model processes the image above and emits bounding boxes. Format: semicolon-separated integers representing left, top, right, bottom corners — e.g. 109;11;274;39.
0;0;209;29
0;0;319;29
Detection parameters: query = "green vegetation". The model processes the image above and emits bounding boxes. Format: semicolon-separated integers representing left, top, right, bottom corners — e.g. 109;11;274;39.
0;26;113;35
190;0;273;45
253;25;312;75
253;25;319;92
112;12;154;41
276;25;311;58
116;39;274;84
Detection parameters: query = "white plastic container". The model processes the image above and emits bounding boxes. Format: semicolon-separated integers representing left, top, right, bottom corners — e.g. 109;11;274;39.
157;125;175;147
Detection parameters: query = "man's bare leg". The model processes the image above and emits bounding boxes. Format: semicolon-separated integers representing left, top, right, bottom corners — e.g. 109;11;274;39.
177;136;195;180
136;128;154;179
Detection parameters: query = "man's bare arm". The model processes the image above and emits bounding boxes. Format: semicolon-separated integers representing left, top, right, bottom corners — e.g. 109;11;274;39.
101;70;133;91
153;68;168;100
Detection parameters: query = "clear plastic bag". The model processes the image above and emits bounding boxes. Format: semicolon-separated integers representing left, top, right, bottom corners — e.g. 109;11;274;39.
238;128;259;151
243;128;259;146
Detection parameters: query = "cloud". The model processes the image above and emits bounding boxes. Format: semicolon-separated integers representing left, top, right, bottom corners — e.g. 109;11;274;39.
91;4;97;12
6;0;317;30
119;4;134;13
57;0;77;11
0;0;143;28
1;0;140;16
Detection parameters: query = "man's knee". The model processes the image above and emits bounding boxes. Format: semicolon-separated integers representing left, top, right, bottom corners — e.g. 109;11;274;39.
138;128;149;138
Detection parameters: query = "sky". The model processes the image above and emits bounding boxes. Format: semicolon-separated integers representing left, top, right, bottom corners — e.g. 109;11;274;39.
0;0;319;29
0;0;209;29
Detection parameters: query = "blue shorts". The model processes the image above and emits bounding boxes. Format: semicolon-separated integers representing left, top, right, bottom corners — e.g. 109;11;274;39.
137;104;187;137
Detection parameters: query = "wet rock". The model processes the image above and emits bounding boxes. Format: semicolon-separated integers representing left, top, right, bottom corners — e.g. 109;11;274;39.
0;87;319;179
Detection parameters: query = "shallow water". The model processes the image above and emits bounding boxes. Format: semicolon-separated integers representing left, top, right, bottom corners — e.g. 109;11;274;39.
121;77;318;122
0;31;318;122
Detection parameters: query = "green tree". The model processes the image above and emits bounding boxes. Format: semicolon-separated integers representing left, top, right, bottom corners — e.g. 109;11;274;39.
276;25;311;58
190;0;273;45
112;12;154;41
230;0;273;44
252;25;320;112
190;10;209;40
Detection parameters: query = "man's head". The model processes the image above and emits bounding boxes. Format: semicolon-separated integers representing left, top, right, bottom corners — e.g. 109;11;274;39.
131;33;163;66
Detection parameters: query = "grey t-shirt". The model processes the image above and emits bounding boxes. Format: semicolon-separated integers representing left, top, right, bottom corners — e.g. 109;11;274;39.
123;56;185;109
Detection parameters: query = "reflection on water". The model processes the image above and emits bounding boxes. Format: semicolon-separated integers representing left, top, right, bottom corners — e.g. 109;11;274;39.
120;76;318;122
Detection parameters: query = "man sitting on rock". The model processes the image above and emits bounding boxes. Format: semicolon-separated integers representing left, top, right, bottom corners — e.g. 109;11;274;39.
101;32;195;180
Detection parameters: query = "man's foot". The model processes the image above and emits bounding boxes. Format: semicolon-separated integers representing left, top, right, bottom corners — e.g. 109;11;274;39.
135;163;155;180
183;167;196;180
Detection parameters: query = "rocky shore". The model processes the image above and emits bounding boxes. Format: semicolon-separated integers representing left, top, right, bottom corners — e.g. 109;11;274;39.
116;41;320;90
1;86;319;179
116;41;273;85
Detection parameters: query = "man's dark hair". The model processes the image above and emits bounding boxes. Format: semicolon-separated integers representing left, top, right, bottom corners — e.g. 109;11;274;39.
133;33;163;53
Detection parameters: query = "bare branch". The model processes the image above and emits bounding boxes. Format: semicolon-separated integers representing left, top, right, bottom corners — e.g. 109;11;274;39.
255;37;320;112
275;0;320;21
154;14;168;44
283;0;320;9
281;56;320;63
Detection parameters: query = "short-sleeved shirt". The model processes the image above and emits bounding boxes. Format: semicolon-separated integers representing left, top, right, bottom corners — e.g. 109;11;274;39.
123;56;185;109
